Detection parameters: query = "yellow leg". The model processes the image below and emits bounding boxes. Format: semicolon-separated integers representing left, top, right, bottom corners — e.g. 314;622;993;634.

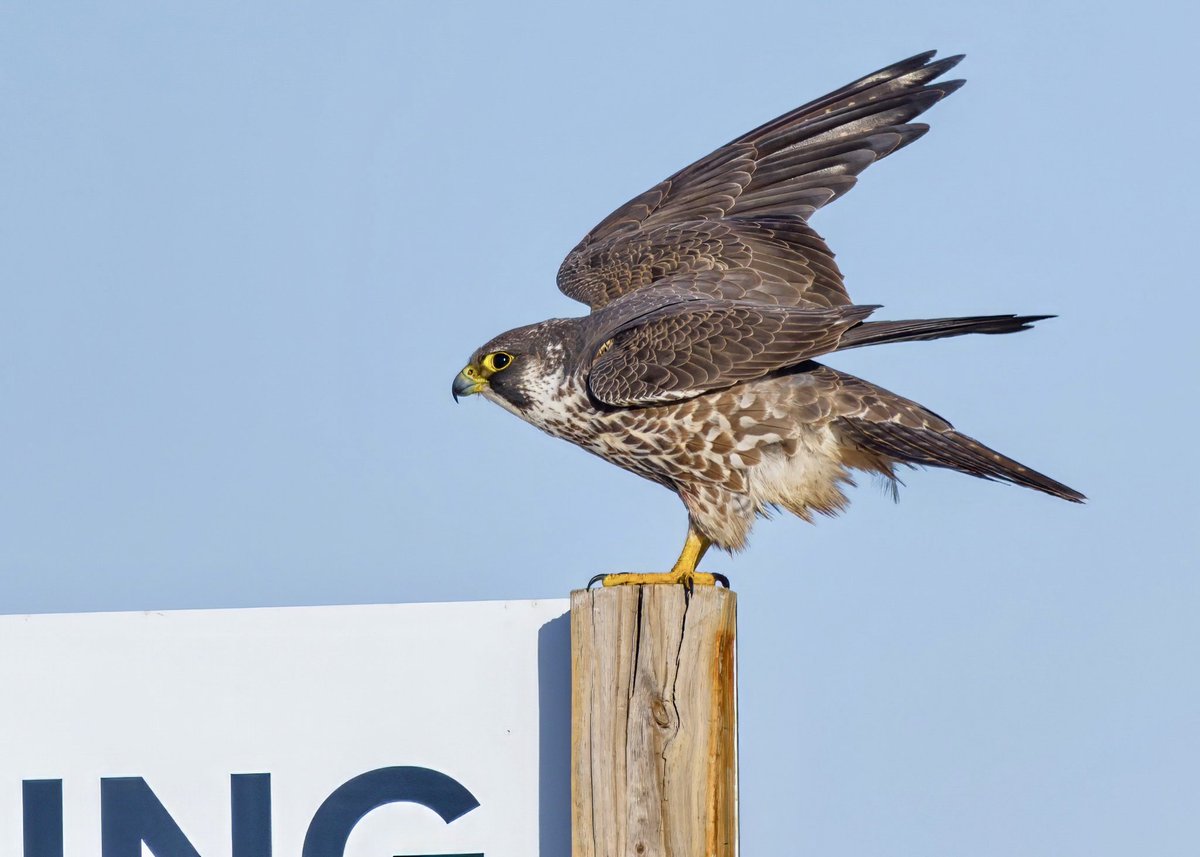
600;527;716;588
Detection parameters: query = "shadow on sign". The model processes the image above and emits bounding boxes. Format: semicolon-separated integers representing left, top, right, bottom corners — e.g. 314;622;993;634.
538;612;571;856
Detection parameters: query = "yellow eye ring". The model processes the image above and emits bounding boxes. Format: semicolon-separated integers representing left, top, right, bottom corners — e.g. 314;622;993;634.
482;351;514;373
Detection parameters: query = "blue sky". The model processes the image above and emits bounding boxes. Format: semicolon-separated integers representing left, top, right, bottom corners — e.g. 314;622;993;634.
2;2;1196;854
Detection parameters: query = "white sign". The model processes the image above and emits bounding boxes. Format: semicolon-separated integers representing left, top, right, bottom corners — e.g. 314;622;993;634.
0;599;572;857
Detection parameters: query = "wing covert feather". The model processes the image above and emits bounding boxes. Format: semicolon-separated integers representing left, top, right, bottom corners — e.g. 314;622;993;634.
587;301;877;406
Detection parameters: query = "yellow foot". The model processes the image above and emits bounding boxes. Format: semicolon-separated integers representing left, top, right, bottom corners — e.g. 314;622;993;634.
585;570;729;589
600;570;718;588
586;526;729;589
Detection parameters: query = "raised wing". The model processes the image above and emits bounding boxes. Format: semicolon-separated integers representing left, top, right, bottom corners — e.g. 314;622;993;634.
586;300;878;407
557;51;964;311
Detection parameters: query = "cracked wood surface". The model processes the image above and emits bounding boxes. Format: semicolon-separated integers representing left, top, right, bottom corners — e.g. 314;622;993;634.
571;586;737;857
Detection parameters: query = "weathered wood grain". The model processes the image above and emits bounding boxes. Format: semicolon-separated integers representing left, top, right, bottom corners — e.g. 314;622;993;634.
571;586;737;857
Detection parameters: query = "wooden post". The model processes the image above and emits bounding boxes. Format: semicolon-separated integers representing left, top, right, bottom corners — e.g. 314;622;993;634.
570;585;738;857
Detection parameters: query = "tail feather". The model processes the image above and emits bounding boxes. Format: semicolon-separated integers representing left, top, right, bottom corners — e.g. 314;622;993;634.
838;314;1053;351
838;417;1086;503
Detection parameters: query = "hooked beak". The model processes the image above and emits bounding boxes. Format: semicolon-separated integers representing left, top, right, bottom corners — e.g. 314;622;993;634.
452;366;486;402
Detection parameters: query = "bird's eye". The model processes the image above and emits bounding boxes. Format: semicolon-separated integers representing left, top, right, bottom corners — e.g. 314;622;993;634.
484;351;513;372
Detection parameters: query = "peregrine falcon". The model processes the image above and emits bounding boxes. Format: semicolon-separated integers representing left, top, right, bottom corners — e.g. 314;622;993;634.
453;51;1084;587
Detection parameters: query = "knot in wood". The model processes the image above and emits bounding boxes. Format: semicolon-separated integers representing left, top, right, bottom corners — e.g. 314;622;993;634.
650;694;673;728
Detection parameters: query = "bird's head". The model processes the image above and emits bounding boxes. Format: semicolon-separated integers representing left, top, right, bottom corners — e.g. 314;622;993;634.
452;318;579;414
